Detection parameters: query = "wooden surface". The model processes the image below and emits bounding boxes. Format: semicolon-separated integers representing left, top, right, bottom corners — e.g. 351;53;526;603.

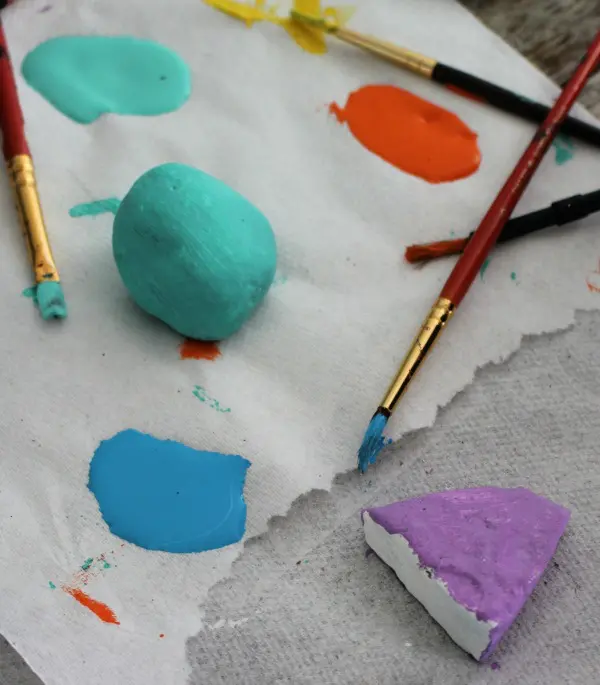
464;0;600;113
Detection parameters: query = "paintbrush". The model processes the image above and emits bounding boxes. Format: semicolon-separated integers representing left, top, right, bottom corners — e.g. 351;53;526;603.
405;188;600;264
290;9;600;150
356;30;600;472
0;19;67;319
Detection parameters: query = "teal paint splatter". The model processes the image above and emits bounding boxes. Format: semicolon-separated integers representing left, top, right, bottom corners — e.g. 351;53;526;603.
272;274;288;286
552;134;575;165
70;198;120;218
511;271;517;281
22;286;37;301
103;561;111;569
48;581;56;590
480;258;491;279
193;385;231;413
449;230;456;238
81;557;94;571
22;36;191;124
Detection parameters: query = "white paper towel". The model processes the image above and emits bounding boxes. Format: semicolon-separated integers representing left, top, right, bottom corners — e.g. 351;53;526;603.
1;0;599;683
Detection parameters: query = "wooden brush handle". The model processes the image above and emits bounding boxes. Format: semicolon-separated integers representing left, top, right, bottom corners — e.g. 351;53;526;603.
441;30;600;305
0;19;29;159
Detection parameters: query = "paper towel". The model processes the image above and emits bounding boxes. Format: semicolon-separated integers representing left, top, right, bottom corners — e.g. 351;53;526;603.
1;0;599;683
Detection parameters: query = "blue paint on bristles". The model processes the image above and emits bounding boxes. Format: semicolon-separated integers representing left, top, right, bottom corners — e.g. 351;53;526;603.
357;411;389;473
36;281;67;320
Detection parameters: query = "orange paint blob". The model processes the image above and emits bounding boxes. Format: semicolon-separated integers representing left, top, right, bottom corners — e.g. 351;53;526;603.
64;587;120;625
329;84;481;184
179;339;221;361
159;633;165;638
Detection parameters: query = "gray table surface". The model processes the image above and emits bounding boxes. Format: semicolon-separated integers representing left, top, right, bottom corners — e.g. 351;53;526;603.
3;2;600;683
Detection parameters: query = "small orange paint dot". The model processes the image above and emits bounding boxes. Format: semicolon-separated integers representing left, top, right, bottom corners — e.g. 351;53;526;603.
180;339;221;361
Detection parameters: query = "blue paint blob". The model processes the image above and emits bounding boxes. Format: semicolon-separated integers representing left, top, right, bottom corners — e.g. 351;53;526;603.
357;412;389;473
88;429;251;553
22;36;191;124
70;198;121;218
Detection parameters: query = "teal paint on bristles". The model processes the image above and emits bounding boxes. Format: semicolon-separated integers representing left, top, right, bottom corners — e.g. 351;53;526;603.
36;281;67;320
357;410;390;473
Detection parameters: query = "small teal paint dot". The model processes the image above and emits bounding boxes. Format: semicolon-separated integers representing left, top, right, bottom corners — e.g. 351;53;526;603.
48;581;56;590
81;557;94;570
552;134;575;165
449;230;456;237
511;271;517;281
103;561;111;569
480;258;491;279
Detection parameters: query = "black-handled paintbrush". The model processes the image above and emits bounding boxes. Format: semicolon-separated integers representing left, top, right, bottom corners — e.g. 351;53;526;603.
290;9;600;149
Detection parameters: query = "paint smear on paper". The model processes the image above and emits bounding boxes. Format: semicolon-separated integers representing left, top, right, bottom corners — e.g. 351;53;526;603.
69;198;121;218
48;581;56;589
329;85;481;183
552;134;575;165
22;36;191;123
88;429;250;553
203;0;355;54
180;339;221;361
510;271;517;281
193;385;231;413
64;587;120;625
586;260;600;292
480;257;491;280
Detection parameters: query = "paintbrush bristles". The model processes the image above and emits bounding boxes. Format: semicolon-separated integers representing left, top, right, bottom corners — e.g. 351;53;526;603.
357;411;389;472
405;237;469;264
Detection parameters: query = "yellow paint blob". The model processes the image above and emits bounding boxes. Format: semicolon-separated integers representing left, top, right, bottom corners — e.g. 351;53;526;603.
203;0;355;54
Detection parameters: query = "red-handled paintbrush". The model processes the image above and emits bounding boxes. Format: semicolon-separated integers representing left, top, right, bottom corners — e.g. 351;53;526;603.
0;18;67;319
358;30;600;472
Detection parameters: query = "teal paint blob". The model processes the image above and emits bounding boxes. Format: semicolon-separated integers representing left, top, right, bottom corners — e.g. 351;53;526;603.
511;271;517;281
22;36;191;124
81;558;93;571
113;163;277;340
70;198;121;218
48;581;56;590
88;429;250;553
22;286;37;301
552;134;575;165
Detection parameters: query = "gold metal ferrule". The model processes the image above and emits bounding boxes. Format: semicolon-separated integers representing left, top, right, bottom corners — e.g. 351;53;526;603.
380;297;455;413
7;154;59;284
334;27;436;78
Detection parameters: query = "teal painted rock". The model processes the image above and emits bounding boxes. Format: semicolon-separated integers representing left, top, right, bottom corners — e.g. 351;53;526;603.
112;163;277;340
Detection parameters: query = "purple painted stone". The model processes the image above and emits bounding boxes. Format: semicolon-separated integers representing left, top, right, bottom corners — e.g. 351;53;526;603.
365;487;570;657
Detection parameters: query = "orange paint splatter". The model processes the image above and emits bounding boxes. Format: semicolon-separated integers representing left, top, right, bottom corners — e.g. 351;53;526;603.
180;339;221;361
64;587;120;625
329;84;481;184
586;260;600;292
